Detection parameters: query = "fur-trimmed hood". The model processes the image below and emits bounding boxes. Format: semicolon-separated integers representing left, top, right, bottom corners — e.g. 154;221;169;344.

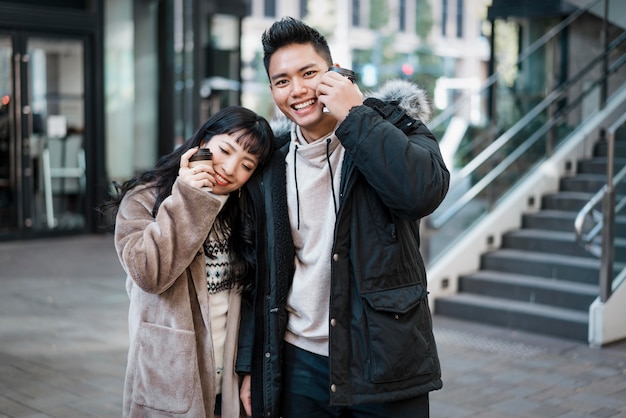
365;79;432;123
270;79;432;138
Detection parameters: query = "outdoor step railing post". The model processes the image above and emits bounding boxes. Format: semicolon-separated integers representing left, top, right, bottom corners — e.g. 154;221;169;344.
600;189;615;302
600;117;616;302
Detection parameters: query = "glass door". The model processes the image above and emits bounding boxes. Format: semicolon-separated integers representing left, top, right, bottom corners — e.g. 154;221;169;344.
0;36;14;233
0;33;86;238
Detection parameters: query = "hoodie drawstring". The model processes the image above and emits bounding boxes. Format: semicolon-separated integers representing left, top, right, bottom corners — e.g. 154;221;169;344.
293;144;301;230
326;138;338;216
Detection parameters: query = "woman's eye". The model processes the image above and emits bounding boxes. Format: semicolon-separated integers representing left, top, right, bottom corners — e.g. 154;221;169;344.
219;147;230;155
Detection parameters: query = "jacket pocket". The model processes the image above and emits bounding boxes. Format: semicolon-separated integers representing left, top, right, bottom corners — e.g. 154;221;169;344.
133;322;197;413
361;284;435;383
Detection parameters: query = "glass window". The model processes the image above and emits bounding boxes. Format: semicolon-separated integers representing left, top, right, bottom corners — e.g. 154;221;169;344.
352;0;361;27
442;0;448;37
300;0;308;18
201;14;242;120
172;0;195;145
456;0;464;38
28;38;86;231
264;0;275;18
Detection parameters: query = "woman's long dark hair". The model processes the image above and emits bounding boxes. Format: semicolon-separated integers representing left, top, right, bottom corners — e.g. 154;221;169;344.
99;106;274;291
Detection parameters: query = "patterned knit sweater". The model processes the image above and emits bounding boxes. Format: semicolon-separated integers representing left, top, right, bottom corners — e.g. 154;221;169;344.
204;227;234;395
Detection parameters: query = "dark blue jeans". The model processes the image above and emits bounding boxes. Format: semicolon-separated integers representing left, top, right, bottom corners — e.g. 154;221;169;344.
280;343;429;418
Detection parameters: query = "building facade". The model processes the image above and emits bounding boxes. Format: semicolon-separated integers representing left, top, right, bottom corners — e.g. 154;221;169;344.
0;0;248;240
241;0;491;125
0;0;491;241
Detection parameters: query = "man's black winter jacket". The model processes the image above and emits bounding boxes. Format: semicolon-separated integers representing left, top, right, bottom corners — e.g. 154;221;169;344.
237;81;450;417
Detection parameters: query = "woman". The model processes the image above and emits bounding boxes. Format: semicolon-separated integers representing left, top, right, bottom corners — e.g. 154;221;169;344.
101;106;274;417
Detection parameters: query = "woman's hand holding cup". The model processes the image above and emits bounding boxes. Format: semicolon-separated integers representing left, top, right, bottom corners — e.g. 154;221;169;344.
179;147;215;190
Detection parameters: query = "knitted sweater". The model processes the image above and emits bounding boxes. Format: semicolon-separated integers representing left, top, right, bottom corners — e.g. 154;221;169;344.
204;227;234;395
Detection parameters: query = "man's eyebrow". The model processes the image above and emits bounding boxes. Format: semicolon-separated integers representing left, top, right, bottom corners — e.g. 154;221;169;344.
270;63;318;81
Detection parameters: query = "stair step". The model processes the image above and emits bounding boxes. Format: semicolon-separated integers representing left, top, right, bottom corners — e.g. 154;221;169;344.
434;293;588;342
502;229;597;258
523;210;626;237
480;249;601;284
560;173;626;194
502;229;626;261
594;141;626;158
542;191;596;211
521;210;578;231
432;137;626;343
522;209;626;236
459;270;597;310
577;157;626;175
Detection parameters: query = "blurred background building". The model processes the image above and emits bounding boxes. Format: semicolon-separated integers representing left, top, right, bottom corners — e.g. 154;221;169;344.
0;0;249;239
0;0;492;240
1;0;625;346
240;0;491;123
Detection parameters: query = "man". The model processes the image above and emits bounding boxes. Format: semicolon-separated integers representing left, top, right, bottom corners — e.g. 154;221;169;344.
237;16;449;418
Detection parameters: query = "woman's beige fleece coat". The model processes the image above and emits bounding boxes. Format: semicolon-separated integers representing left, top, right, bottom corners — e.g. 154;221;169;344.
115;179;242;417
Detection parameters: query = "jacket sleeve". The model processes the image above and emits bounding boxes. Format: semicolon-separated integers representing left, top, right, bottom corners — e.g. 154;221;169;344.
235;288;253;374
335;98;450;220
114;179;225;294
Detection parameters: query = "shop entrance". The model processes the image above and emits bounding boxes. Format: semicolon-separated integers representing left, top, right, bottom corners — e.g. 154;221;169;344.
0;33;87;238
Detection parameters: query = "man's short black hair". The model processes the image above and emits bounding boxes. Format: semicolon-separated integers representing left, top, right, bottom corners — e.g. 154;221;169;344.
261;17;333;76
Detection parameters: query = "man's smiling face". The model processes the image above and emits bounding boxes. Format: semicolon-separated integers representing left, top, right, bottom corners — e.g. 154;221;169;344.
267;43;337;142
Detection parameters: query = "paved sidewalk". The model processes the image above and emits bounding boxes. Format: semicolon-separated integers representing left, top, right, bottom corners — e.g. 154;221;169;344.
0;234;625;417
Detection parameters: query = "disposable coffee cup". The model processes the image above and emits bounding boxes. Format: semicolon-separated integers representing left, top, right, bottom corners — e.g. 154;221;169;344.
189;148;213;191
189;148;213;168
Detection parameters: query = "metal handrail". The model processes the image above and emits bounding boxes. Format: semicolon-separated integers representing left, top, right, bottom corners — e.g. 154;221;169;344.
455;28;626;182
427;0;603;132
574;111;626;302
429;39;626;229
574;171;626;257
574;186;606;258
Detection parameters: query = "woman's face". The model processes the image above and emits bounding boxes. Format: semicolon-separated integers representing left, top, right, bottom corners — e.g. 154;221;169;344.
203;131;260;195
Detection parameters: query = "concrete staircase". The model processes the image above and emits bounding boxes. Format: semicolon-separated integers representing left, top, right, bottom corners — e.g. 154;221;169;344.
435;135;626;342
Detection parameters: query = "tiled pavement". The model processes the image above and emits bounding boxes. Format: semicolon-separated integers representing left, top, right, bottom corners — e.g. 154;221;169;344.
0;234;625;417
